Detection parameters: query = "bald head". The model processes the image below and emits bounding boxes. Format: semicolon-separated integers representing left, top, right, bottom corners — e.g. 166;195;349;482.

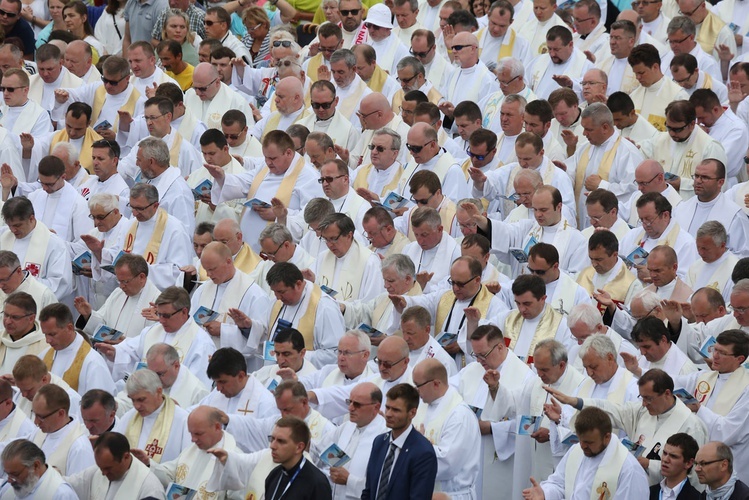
634;159;667;194
378;335;409;357
194;62;219;81
377;336;410;381
617;9;639;25
275;76;305;114
358;92;394;129
187;405;224;450
202;241;233;261
193;63;221;100
453;32;479;46
212;218;243;254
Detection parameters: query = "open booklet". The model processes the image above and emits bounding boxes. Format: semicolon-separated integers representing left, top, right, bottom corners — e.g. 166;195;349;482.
319;443;351;468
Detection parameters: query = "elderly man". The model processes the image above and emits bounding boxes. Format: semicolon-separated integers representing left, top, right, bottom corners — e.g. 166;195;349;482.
566;302;638;370
0;198;72;301
64;40;100;83
80;390;118;436
0;252;56;313
252;77;312;140
661;16;722;82
620;159;683;227
440;31;499;109
65;432;165;499
53;56;147;139
479;59;537;129
352;128;406;201
695;441;749;497
686;221;738;303
390;57;444;114
346;93;410;168
28;45;82;113
298;80;360;153
184;63;253;130
325;49;371;129
252;223;315;294
114;369;190;464
0;69;52;153
0;440;77;499
360;4;409;75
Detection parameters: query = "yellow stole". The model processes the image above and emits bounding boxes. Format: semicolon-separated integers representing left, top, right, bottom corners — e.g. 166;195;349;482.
49;128;102;173
407;199;456;240
696;13;725;54
42;341;91;393
499;29;516;59
576;263;636;304
124;208;169;264
245;156;307;208
435;285;494;332
367;65;389;93
574;135;622;200
504;305;563;360
268;285;322;350
702;72;713;89
262;108;312;140
371;282;422;327
352;163;403;197
391;86;443;112
632;222;681;251
694;368;749;414
306;53;326;83
564;435;630;500
168;130;184;167
460;159;490;211
92;85;141;132
124;396;176;464
199;243;261;281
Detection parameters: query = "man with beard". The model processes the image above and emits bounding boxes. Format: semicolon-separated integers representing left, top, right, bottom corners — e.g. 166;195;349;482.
0;440;77;499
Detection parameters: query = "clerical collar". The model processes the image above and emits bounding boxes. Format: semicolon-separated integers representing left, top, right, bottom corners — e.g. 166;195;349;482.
106;419;116;433
316;112;335;123
283;455;305;474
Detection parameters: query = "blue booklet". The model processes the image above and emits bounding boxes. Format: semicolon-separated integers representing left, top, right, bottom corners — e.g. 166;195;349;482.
622;438;646;458
517;415;542;436
320;443;351;467
468;405;483;419
192;179;212;199
165;483;197;500
373;191;409;212
267;379;279;391
264;341;277;362
499;193;520;202
699;336;717;359
243;198;271;209
509;247;529;263
72;251;92;276
320;285;338;297
436;332;458;348
624;247;649;268
673;388;700;405
193;306;219;326
358;323;384;338
135;361;148;371
92;324;124;343
102;250;125;274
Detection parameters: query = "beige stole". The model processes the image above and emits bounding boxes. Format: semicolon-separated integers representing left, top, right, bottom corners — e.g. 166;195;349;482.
636;398;692;456
242;450;275;500
174;433;238;499
268;285;322;350
352;163;403;197
42;340;91;393
412;388;464;445
92;85;141;133
504;306;563;360
574;135;622;201
702;72;714;89
651;127;714;180
123;208;169;264
694;368;749;414
6;99;46;135
0;222;51;278
49;127;102;173
199;244;260;282
577;369;632;404
317;240;372;301
338;78;369;119
367;65;390;93
29;70;81;105
32;420;87;473
696;13;725;54
435;285;494;332
0;326;46;369
124;396;176;463
306;53;326;83
244;156;307;215
196;271;255;322
168;130;185;167
90;455;152;500
391;86;443;112
371;282;422;329
564;435;630;500
688;253;737;293
261;107;311;140
577;263;636;304
177;109;199;145
142;321;202;363
631;223;681;252
0;408;30;442
407;198;456;241
550;272;580;315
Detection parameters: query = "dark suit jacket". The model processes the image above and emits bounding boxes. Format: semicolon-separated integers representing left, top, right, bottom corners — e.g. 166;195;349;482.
700;480;749;500
361;427;438;500
649;480;700;500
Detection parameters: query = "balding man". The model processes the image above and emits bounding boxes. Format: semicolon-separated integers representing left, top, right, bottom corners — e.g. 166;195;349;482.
440;32;499;110
190;242;273;348
63;40;100;83
184;63;254;130
580;69;608;106
345;93;410;169
396;122;460;199
695;441;749;496
252;223;316;295
620;159;684;226
251;77;311;141
686;222;738;303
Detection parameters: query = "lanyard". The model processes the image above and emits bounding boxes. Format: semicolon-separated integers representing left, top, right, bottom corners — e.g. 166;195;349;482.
270;457;306;500
443;287;481;332
271;291;307;338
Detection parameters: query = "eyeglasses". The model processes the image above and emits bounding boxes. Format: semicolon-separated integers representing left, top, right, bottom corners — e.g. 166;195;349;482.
193;78;218;92
640;212;664;226
712;346;739;357
399;106;415;116
0;8;18;17
471;343;500;361
396;74;418;85
694;459;726;469
588;210;613;223
368;144;394;152
224;132;242;140
466;147;495;161
34;407;62;422
311;100;335;110
336;349;367;356
88;209;115;221
345;398;378;409
37;175;61;188
497;75;520;87
118;275;139;285
373;356;407;369
668;34;691;46
156;307;186;319
731;305;749;314
248;23;262;32
144;113;165;122
320;232;344;244
631;0;661;5
1;311;32;321
415;379;434;388
273;40;293;48
127;201;157;212
260;242;284;260
318;174;346;184
101;74;128;86
573;16;595;23
666;123;690;133
0;267;19;284
364;225;386;240
527;266;552;276
410;192;435;205
364;22;382;30
447;275;478;288
356;109;379;120
458;221;477;229
673;72;694;84
406;140;435;154
340;8;360;16
635;173;660;187
679;2;703;17
409;45;434;58
691;174;720;181
0;85;27;93
319;43;341;54
581;80;605;86
451;44;476;52
204;19;225;26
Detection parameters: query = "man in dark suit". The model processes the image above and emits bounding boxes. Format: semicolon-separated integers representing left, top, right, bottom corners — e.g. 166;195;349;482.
697;441;749;500
649;433;701;500
361;383;437;500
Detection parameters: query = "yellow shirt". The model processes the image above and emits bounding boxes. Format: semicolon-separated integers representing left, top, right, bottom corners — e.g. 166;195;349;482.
166;64;194;92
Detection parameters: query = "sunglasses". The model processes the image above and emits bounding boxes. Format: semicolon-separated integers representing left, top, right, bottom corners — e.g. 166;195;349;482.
340;8;360;16
466;147;495;161
193;78;218;92
451;44;476;52
409;45;434;58
0;8;17;17
364;22;381;30
368;144;393;152
276;59;299;68
204;19;225;26
406;140;434;154
0;85;26;93
101;74;128;86
224;132;242;140
311;100;334;110
273;40;292;48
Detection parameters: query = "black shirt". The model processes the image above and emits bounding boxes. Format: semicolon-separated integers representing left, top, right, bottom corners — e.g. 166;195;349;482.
265;457;332;500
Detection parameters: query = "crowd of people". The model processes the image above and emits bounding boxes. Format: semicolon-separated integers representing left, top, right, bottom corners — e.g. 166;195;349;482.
1;0;749;498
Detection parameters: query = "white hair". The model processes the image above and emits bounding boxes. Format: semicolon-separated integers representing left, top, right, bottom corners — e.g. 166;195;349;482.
125;368;162;395
633;289;661;311
343;330;371;352
578;333;617;360
568;303;603;330
51;141;79;165
88;193;119;212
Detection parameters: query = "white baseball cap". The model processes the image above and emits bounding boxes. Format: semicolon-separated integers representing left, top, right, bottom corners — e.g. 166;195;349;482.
365;4;394;30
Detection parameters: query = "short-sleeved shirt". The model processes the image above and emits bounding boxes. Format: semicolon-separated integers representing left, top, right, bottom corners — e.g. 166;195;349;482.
6;19;36;56
151;3;206;41
166;63;194;91
124;0;168;43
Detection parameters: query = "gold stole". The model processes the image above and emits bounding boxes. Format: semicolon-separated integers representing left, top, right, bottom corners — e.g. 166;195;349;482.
576;263;636;303
352;163;403;197
702;72;713;89
168;130;184;167
504;306;563;360
391;86;443;112
461;158;490;211
499;29;516;59
245;156;307;208
92;85;141;132
306;53;326;82
124;208;169;264
633;222;681;252
338;80;368;118
124;396;176;463
49;128;102;173
367;65;389;93
42;341;91;393
694;368;749;413
574;135;622;200
262;108;311;140
435;285;494;332
411;388;464;445
407;199;456;240
199;243;260;281
696;13;725;54
268;285;322;350
371;282;422;327
564;435;630;500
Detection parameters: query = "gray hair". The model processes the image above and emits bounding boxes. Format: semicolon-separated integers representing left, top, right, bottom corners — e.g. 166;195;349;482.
51;141;79;165
586;68;608;85
633;289;661;311
579;333;617;360
125;368;163;395
259;223;293;245
534;338;568;365
373;127;401;151
733;278;749;295
1;440;44;468
667;15;696;37
330;48;356;68
130;183;159;204
716;442;734;473
303;198;335;224
457;198;483;212
515;168;543;187
696;220;727;247
307;132;334;151
581;102;614;127
396;56;425;77
497;57;524;78
343;329;371;352
269;29;301;55
146;343;179;366
410;207;442;230
138;137;170;167
503;94;526;114
0;250;20;269
88;193;119;213
568;303;603;330
381;254;416;279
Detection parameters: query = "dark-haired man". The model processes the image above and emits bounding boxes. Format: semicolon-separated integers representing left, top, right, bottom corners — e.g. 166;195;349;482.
648;433;701;499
